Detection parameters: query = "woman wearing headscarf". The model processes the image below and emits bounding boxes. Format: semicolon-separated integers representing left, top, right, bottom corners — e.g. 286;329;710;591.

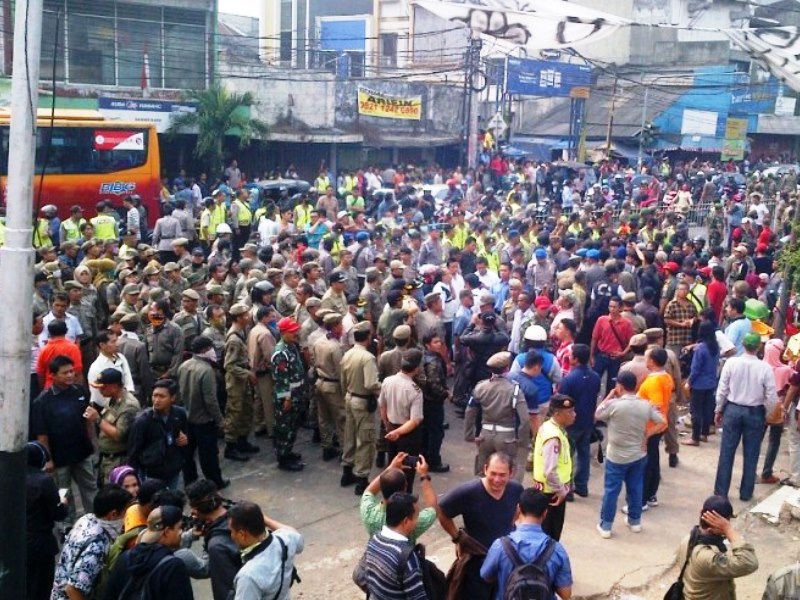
26;440;68;600
761;338;793;484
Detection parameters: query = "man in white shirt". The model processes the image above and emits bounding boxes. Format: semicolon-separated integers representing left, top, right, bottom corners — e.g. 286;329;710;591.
714;332;778;502
41;292;83;344
87;330;135;407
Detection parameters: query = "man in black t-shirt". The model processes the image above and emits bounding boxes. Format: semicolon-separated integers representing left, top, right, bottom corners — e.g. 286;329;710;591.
437;452;524;600
31;355;97;528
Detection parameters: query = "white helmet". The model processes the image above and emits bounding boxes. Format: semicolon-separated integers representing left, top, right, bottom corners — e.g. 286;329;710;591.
215;223;232;235
524;324;548;342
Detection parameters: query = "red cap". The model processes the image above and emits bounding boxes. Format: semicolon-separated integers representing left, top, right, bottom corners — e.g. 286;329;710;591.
664;262;680;273
756;243;768;253
277;317;301;334
534;296;552;309
699;267;712;278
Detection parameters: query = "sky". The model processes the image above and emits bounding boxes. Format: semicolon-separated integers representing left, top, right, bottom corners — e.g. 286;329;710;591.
219;0;262;18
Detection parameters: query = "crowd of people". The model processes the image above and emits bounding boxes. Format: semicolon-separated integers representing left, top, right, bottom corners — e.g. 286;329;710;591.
22;153;800;600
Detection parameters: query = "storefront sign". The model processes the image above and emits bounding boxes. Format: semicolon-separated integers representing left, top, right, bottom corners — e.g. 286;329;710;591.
357;87;422;120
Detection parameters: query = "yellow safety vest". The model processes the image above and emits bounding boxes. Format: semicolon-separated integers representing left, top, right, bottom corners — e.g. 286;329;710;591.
532;419;572;493
294;204;311;230
209;204;227;238
233;199;252;226
688;283;707;313
0;219;6;247
91;214;116;240
477;247;500;273
33;218;52;248
452;225;468;250
62;217;86;241
314;176;330;193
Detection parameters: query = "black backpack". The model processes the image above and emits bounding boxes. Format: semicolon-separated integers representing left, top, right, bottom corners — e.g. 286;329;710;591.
117;554;175;600
398;543;447;600
500;537;556;600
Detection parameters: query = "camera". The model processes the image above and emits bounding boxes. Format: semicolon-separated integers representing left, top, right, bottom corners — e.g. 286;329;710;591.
402;455;420;468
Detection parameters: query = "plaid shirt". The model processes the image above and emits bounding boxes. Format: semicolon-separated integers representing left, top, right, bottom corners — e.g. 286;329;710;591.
664;299;697;347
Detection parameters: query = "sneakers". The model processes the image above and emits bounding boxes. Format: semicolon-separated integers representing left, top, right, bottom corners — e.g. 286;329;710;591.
596;524;611;539
647;496;659;507
621;504;648;515
759;475;780;484
669;454;679;468
626;518;642;533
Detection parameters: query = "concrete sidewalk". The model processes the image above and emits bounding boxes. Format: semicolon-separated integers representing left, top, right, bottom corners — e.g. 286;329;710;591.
192;405;797;599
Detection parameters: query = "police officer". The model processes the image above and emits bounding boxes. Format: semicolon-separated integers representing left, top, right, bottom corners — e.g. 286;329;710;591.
172;289;208;351
532;393;576;541
320;271;349;317
223;303;258;462
145;300;185;380
379;348;424;492
341;320;381;494
312;312;346;461
83;368;140;484
271;317;307;472
162;262;188;305
91;200;119;241
464;351;530;483
275;268;301;317
231;189;253;260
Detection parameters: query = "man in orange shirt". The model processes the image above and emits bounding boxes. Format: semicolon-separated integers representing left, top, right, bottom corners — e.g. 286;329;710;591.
36;320;83;389
635;347;672;512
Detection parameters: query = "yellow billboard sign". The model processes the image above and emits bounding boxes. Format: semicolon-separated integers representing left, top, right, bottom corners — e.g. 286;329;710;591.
357;87;422;120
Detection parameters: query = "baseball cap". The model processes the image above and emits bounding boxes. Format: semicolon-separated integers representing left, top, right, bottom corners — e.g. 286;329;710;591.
534;296;552;310
277;317;301;334
534;248;547;260
139;505;184;545
90;368;124;387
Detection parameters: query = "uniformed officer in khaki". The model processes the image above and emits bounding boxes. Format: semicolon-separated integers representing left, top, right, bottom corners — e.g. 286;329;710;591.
464;351;530;482
340;320;381;494
172;289;208;351
312;312;347;461
223;303;259;462
379;348;424;492
145;300;185;379
83;368;141;483
320;271;349;316
248;305;277;438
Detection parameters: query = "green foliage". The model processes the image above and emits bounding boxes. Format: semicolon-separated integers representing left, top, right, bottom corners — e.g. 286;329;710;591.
168;83;268;174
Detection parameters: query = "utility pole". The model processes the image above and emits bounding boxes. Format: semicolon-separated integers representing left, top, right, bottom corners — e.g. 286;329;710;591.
638;81;650;168
460;36;482;169
775;204;800;338
0;0;42;596
605;76;618;158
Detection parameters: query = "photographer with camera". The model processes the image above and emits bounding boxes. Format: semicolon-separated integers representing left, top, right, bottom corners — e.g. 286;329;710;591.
379;349;424;493
185;479;241;600
360;451;439;544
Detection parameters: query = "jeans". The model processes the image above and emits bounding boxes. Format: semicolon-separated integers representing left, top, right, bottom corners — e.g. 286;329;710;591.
714;403;766;501
568;427;593;495
593;352;622;396
183;421;224;487
422;401;445;467
644;434;662;501
761;424;784;479
690;388;716;441
600;457;646;530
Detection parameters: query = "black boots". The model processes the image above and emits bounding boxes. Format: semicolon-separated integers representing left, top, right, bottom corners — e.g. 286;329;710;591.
322;447;339;461
375;451;387;468
238;437;260;453
224;444;250;462
277;456;304;471
340;465;357;487
354;477;369;495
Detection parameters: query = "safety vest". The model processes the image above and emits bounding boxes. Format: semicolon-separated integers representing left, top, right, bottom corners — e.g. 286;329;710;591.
294;203;311;230
477;247;500;273
62;217;86;241
688;283;707;313
209;203;228;237
0;219;6;247
33;218;52;248
532;418;572;493
314;176;330;193
233;199;252;226
91;214;116;240
452;225;468;250
344;175;355;192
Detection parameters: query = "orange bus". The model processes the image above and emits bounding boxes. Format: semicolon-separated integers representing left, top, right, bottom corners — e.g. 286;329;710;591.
0;109;161;226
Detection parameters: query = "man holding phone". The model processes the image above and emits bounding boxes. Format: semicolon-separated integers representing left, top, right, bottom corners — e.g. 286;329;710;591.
379;349;424;493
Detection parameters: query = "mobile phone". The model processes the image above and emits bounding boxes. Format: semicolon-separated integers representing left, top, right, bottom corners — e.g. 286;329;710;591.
402;455;420;468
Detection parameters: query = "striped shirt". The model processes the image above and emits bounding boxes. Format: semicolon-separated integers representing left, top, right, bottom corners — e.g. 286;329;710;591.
365;528;427;600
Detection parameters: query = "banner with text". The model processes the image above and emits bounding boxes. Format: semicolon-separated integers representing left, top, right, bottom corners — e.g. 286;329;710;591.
357;87;422;120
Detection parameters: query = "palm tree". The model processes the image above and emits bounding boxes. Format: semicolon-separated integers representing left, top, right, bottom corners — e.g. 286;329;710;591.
168;83;268;175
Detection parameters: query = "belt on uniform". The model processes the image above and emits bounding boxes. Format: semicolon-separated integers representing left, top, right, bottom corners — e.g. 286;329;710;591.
320;377;340;383
99;451;127;459
349;392;373;400
482;423;515;432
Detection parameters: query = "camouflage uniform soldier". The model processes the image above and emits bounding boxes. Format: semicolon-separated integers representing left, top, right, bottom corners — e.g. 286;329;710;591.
223;304;259;462
271;317;307;471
